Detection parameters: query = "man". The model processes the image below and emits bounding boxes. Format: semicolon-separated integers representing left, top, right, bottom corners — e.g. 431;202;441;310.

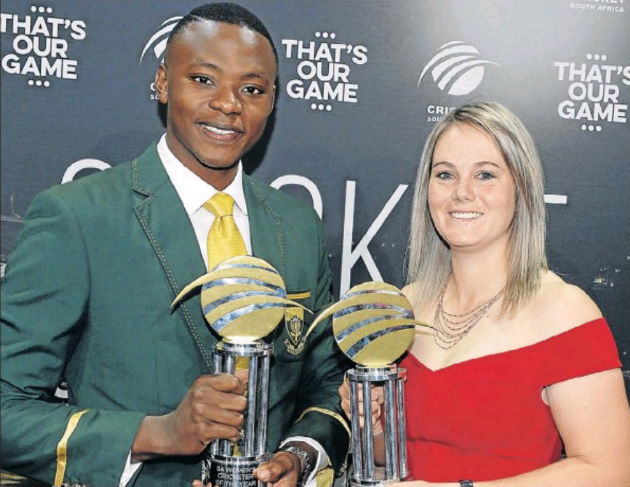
0;4;350;487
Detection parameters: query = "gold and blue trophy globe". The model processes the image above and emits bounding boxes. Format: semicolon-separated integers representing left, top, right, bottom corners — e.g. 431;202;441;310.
308;282;427;486
172;255;309;487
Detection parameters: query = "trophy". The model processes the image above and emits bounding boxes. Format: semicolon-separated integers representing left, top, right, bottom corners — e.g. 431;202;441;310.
307;282;427;486
172;256;310;487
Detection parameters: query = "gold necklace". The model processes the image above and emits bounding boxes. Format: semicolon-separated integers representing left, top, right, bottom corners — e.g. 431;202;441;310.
433;285;504;349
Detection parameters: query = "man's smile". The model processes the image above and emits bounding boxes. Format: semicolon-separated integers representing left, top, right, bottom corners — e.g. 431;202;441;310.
198;121;243;141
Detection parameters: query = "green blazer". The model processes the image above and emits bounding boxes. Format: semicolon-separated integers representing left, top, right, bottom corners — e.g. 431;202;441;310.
1;143;350;487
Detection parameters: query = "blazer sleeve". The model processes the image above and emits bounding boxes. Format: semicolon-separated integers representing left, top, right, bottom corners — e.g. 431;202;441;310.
1;189;145;487
281;215;351;474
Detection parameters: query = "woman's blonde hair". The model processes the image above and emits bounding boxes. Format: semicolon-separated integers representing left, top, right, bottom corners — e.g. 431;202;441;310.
406;100;547;313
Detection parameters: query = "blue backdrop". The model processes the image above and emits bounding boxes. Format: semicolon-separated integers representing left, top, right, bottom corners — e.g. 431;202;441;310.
2;0;628;392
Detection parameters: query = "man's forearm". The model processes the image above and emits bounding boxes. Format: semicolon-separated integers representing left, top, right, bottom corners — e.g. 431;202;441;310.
130;415;171;462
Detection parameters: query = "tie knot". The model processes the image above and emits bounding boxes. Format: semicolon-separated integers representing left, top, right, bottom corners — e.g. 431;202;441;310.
204;192;235;218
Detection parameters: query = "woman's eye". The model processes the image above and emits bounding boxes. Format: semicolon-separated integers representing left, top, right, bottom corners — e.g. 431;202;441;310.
477;171;495;180
435;171;454;180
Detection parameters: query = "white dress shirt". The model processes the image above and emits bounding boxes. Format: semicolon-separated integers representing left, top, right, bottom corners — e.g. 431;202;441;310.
119;134;328;486
158;133;252;264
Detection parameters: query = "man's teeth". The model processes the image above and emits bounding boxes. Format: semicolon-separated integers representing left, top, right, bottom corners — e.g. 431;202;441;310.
202;124;235;135
451;211;482;219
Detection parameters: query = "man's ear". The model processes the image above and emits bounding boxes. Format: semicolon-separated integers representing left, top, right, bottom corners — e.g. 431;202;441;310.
269;84;276;114
154;63;168;104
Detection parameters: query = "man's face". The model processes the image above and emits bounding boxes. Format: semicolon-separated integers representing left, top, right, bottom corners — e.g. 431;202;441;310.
155;20;276;188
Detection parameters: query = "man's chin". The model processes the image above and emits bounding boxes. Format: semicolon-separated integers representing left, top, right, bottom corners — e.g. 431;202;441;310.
197;157;240;172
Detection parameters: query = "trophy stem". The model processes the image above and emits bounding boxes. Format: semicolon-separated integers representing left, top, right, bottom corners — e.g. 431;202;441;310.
347;365;407;487
383;379;398;479
349;380;363;477
245;356;259;456
211;354;222;457
396;377;408;479
209;340;273;487
256;354;271;455
361;378;375;478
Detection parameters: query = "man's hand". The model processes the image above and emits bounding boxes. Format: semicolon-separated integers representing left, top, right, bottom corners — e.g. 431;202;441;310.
131;370;248;461
254;441;317;487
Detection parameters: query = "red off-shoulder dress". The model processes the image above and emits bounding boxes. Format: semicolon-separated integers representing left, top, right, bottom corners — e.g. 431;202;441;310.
399;318;621;481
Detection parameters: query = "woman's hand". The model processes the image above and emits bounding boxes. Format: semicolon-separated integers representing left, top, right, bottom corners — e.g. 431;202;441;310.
338;377;384;433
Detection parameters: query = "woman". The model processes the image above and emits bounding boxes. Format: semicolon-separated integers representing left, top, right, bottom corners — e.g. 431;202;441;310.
339;101;630;486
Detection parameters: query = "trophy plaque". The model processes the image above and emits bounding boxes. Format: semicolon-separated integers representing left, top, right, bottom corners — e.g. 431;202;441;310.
308;282;427;486
172;255;309;487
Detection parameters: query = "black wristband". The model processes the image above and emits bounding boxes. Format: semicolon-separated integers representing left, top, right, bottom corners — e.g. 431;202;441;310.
459;480;474;487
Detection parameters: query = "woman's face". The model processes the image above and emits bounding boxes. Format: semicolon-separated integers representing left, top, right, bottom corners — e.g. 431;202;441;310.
428;123;516;254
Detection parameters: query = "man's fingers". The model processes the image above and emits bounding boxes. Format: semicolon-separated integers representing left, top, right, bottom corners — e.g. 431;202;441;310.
196;373;247;395
191;387;247;415
202;420;242;443
254;453;296;483
234;368;249;384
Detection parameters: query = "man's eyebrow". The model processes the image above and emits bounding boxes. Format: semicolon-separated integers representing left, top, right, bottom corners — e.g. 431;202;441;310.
242;72;267;80
194;61;221;71
191;61;270;81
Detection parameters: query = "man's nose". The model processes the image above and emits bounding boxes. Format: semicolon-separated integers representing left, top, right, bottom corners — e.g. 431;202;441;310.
209;86;243;115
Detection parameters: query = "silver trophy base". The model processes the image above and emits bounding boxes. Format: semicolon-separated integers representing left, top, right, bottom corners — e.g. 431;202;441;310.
209;452;271;487
349;481;394;487
349;465;401;486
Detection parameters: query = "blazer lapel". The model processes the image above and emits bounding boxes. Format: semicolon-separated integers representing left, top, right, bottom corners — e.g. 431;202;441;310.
131;143;215;371
243;175;286;276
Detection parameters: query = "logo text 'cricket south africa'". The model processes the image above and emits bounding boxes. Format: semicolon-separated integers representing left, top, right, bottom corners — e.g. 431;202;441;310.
569;0;625;14
554;54;630;132
1;5;87;87
418;41;498;96
140;16;182;100
282;32;368;111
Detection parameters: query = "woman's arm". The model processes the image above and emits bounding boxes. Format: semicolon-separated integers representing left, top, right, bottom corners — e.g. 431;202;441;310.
391;367;630;487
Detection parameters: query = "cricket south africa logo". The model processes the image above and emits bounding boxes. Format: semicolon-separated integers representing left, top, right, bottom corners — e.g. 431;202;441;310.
418;41;498;96
139;16;181;64
139;16;181;99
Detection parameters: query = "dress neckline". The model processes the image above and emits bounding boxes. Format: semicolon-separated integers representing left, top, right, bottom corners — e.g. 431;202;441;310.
406;317;605;373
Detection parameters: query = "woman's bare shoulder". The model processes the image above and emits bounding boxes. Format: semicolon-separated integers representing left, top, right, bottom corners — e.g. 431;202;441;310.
531;270;603;334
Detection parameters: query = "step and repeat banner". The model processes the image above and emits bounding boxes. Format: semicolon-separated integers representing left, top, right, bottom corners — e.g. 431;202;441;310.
1;1;629;384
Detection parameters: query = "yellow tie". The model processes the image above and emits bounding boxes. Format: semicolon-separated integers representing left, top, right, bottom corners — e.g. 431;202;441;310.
204;192;247;271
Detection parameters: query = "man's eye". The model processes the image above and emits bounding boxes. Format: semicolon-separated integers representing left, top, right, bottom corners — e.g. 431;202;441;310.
191;75;213;85
242;85;264;95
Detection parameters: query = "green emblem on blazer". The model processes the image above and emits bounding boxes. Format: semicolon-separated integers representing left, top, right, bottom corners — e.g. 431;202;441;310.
284;308;306;355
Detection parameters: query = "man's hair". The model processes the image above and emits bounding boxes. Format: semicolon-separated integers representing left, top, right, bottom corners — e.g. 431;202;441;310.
406;100;548;314
166;3;278;64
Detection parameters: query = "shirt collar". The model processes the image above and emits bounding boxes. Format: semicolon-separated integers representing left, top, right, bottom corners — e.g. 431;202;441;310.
157;134;248;216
